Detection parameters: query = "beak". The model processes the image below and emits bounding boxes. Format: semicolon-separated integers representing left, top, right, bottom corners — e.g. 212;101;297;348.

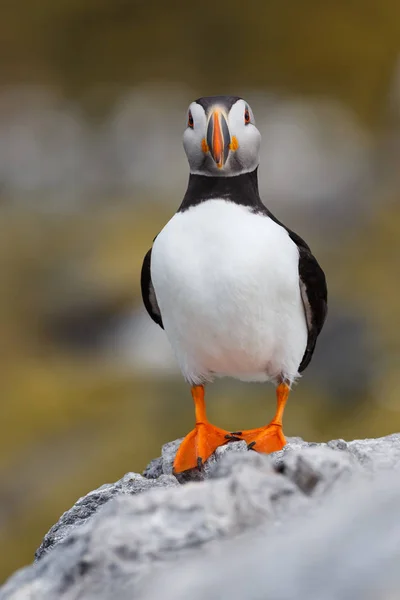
206;110;231;168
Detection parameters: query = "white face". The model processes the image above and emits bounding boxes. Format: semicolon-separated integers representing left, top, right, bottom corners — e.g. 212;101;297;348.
182;97;261;177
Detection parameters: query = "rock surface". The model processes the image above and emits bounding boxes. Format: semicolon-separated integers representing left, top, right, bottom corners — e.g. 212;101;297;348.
2;434;400;600
35;471;179;561
141;473;400;600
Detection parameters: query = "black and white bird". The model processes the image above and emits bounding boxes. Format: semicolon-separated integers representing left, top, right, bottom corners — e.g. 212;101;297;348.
141;96;327;473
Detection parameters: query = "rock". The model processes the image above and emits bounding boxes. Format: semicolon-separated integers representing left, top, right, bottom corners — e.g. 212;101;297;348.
2;433;400;600
141;457;163;479
346;433;400;469
273;443;358;495
160;438;182;475
141;473;400;600
35;471;179;560
1;449;303;600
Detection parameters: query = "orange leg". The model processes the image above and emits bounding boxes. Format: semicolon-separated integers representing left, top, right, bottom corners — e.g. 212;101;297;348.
173;385;241;473
240;382;289;453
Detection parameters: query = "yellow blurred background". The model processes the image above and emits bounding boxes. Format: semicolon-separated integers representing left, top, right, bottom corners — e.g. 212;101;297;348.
1;0;400;583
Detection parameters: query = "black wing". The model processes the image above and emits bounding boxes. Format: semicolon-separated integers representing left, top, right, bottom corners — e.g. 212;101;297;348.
264;208;327;372
140;248;164;329
297;246;327;372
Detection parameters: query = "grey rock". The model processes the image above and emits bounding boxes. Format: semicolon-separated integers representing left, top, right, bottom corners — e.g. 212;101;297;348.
160;438;182;475
270;434;400;491
346;433;400;469
142;457;163;479
206;442;270;480
2;433;400;600
274;444;358;495
35;470;178;560
1;451;302;600
141;473;400;600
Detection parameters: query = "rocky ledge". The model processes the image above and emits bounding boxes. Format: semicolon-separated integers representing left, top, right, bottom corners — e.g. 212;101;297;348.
2;435;400;600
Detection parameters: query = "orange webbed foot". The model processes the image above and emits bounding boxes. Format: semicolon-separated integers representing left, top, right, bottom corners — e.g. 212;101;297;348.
241;423;286;454
173;422;240;473
241;381;290;454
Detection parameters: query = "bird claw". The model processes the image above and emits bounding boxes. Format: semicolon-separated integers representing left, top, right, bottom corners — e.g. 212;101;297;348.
224;434;242;442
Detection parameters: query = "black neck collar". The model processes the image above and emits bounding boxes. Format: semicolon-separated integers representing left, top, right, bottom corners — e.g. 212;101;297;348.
178;168;265;212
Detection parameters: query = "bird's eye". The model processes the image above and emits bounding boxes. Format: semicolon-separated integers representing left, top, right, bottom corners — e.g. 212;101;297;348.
188;111;194;128
244;108;250;124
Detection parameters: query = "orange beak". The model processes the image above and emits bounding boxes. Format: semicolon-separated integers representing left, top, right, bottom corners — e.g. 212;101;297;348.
206;110;231;169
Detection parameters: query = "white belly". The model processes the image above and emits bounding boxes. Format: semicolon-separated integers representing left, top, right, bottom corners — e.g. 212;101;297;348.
151;200;308;385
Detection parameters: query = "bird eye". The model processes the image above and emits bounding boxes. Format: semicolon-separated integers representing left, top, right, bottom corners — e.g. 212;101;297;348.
244;108;250;124
188;111;194;128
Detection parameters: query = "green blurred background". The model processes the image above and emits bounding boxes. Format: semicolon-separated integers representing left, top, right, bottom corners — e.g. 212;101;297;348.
1;0;400;584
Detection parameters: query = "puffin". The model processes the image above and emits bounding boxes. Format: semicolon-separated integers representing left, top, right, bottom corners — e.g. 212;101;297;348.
141;95;327;473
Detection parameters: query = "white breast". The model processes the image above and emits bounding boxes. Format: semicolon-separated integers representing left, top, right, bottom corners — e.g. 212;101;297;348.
151;200;308;386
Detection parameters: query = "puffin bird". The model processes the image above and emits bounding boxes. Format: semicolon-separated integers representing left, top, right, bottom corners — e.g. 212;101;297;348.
141;95;327;473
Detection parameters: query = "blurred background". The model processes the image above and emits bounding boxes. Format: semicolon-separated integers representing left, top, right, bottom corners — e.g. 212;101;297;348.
1;0;400;583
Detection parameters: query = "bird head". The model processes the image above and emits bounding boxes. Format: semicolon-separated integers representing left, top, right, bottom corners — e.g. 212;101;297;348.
183;96;261;177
